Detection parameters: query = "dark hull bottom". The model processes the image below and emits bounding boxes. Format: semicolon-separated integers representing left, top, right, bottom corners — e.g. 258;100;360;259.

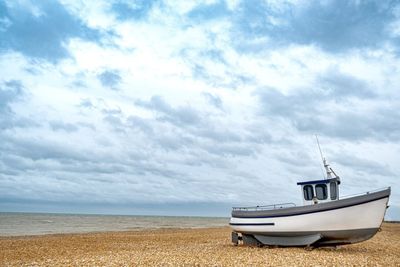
232;228;379;247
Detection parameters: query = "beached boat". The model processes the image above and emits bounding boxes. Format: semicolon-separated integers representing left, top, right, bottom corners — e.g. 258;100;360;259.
230;150;391;247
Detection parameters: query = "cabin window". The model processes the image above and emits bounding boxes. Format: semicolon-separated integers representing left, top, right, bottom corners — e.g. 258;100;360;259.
315;184;327;200
330;182;337;200
303;185;314;201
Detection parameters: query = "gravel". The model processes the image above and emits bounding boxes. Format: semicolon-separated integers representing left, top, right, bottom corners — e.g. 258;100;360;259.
1;223;399;266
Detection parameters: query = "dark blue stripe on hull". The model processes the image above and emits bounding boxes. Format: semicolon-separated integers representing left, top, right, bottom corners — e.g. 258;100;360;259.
230;222;275;226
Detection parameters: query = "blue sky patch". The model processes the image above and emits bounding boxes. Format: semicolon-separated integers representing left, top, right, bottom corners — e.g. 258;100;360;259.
111;0;156;21
0;1;100;61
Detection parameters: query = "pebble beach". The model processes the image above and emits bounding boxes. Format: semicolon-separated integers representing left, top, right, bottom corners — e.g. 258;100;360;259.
1;222;399;266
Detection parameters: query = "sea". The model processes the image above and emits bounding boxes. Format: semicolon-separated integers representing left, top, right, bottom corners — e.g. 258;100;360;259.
0;212;229;236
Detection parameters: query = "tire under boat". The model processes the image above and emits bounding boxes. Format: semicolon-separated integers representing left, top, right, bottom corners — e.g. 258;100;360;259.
230;187;390;247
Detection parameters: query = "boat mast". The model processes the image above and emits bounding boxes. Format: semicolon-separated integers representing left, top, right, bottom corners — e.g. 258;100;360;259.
315;135;333;179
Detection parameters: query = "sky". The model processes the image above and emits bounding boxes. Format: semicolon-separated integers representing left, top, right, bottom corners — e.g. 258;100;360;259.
0;0;399;219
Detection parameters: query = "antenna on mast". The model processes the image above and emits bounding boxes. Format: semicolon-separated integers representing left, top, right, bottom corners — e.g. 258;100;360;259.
316;135;324;165
315;135;333;179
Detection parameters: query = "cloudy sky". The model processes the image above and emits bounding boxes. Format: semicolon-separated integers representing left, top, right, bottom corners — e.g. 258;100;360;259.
0;0;399;219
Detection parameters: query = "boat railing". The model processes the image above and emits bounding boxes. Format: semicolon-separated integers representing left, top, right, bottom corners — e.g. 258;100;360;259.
340;187;390;200
232;202;296;211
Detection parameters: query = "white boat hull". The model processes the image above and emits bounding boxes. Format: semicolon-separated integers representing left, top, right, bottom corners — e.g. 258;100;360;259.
231;197;388;233
230;188;390;246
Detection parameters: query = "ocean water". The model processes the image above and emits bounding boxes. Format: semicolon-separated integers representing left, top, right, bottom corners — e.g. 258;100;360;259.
0;212;229;236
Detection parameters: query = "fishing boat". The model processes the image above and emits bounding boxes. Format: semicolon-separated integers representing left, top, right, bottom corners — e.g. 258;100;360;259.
230;143;391;247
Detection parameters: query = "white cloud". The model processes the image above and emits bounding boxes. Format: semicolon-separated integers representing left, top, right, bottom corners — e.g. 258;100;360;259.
0;0;399;218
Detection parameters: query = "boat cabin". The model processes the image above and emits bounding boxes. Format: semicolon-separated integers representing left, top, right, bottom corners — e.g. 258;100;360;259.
297;154;341;206
297;177;340;205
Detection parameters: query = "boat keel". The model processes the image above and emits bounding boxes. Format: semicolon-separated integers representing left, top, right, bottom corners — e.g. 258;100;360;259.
253;233;322;246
